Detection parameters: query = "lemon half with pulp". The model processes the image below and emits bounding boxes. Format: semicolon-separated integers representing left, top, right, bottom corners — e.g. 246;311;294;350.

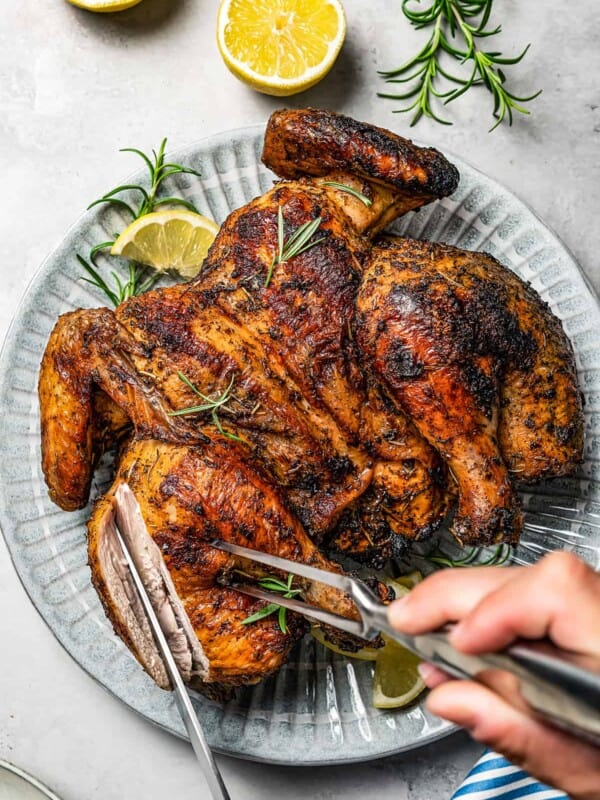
66;0;144;12
217;0;347;97
111;210;219;279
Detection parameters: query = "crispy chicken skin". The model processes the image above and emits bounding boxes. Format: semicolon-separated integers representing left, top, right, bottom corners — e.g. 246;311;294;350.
39;109;459;691
39;108;584;692
141;179;448;559
110;115;456;560
39;307;204;510
263;108;459;232
356;237;584;544
41;111;456;560
116;185;375;538
88;438;362;689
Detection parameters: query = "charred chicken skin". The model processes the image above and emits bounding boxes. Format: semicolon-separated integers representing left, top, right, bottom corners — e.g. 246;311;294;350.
38;108;583;693
356;237;583;544
89;439;363;691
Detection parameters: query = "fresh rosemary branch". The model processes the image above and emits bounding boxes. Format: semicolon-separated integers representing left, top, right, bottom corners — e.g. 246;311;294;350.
240;574;301;634
321;182;373;207
79;139;201;306
378;0;541;130
265;206;326;288
168;371;242;442
426;542;512;568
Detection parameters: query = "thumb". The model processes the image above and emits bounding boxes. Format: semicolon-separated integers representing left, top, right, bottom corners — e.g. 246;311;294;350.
426;680;600;800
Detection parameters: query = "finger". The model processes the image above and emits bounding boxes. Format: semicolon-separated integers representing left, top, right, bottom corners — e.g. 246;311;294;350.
426;680;600;799
451;552;600;656
388;566;520;634
417;662;451;688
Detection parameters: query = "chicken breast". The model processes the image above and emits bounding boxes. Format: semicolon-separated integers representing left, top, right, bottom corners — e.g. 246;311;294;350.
39;108;584;693
89;437;367;692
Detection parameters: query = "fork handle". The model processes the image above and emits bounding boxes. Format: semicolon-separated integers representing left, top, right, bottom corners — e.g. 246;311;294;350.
379;619;600;745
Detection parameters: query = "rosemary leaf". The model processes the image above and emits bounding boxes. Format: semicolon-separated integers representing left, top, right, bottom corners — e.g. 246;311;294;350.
322;181;373;207
265;206;325;288
240;604;281;626
78;139;201;306
242;573;299;633
278;606;288;634
168;372;241;441
77;255;119;307
379;0;540;130
87;196;137;219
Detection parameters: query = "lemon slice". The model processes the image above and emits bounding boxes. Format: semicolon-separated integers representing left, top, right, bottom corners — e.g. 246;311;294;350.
311;626;379;661
373;635;426;709
216;0;346;97
311;571;423;664
111;210;219;279
387;570;423;596
66;0;143;11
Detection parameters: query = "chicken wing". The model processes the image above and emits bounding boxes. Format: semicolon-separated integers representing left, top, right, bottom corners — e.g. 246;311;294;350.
39;108;584;694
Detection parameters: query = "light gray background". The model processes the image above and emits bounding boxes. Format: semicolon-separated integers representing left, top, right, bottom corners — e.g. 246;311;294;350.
0;1;598;798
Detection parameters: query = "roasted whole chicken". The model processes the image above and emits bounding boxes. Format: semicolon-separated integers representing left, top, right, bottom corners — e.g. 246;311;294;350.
39;109;583;695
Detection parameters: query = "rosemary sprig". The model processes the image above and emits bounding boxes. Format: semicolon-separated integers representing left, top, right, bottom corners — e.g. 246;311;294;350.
240;574;301;634
265;206;326;288
426;542;512;568
168;371;242;442
79;139;201;305
321;182;373;207
379;0;541;130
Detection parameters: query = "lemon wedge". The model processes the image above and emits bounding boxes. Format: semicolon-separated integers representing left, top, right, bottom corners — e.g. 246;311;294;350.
66;0;143;11
372;574;425;708
372;635;426;710
311;626;380;661
387;570;423;595
216;0;346;97
110;210;219;279
311;573;423;662
312;572;426;708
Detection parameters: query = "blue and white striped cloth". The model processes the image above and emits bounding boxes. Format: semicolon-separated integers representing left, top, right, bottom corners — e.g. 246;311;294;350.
451;750;569;799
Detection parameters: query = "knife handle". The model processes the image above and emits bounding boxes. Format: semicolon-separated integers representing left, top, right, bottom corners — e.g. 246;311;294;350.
408;629;600;746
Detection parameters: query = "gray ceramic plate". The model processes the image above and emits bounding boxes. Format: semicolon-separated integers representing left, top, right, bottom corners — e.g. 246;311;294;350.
0;125;599;765
0;761;62;800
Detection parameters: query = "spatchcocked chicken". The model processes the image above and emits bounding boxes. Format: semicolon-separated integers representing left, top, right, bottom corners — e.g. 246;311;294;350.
39;109;583;695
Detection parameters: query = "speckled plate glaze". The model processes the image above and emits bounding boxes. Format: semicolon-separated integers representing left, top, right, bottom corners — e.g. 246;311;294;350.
1;125;599;766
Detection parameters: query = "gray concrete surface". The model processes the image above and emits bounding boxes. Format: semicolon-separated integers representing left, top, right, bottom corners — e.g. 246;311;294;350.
0;1;598;798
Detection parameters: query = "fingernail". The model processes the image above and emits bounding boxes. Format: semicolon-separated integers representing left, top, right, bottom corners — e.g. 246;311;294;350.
449;621;466;646
387;595;410;628
417;662;437;685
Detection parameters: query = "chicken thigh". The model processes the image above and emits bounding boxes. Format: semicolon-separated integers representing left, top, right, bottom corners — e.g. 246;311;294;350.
38;109;583;694
356;237;583;544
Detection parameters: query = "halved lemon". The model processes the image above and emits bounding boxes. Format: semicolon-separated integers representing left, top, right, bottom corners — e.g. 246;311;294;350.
216;0;346;97
372;635;426;709
110;210;219;279
66;0;143;11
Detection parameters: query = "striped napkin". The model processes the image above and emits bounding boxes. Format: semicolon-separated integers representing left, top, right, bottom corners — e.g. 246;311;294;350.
451;750;569;799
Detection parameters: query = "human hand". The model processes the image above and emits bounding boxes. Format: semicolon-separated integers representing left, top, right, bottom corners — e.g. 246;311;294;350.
388;551;600;800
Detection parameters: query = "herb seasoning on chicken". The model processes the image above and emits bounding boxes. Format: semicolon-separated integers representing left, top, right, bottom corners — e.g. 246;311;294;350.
38;109;583;694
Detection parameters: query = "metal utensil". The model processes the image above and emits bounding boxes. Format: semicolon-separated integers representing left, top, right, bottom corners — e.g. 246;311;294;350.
113;487;231;800
214;539;600;746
